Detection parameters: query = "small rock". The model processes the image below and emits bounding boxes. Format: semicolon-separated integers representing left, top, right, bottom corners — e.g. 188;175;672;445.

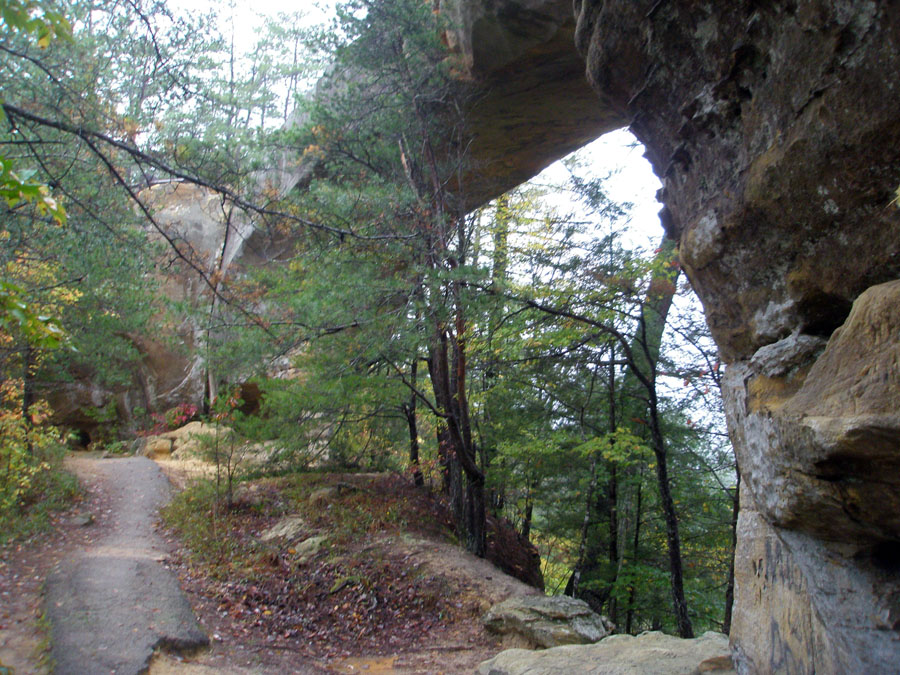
309;486;339;506
294;535;328;563
71;513;95;527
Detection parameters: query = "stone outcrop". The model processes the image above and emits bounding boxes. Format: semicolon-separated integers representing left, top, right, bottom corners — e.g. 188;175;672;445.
483;595;613;649
476;630;734;675
722;281;900;672
570;1;900;671
137;421;231;460
258;515;308;543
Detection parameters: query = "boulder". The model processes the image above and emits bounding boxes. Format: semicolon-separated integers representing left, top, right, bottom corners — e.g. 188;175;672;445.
139;422;232;460
483;595;612;649
292;535;328;564
477;630;734;675
142;437;174;460
259;515;307;543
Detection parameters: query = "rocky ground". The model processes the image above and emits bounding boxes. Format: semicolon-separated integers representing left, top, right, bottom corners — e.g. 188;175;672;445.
153;463;544;674
0;450;544;674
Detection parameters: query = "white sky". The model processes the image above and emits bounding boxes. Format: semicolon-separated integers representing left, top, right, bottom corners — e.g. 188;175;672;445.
537;130;664;249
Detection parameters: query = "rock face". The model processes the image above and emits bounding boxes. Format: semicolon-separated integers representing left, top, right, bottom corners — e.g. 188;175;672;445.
483;595;612;649
571;1;900;671
437;0;625;207
476;630;734;675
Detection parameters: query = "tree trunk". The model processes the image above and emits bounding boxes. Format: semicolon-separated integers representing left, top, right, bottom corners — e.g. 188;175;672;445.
649;417;694;638
427;324;486;556
624;236;693;637
449;448;464;533
606;347;619;624
607;461;619;625
625;466;644;634
571;450;599;597
465;472;487;557
22;345;35;455
723;465;741;635
405;358;424;486
521;481;534;540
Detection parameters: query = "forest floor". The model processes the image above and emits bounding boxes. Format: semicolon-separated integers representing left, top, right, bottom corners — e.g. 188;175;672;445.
0;451;542;674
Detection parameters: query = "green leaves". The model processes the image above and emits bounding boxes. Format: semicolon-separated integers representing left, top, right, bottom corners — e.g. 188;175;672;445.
0;279;64;348
574;429;650;465
0;0;71;46
0;155;66;225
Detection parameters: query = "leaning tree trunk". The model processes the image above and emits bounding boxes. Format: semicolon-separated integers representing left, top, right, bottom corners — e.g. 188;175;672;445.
626;237;694;638
648;412;694;638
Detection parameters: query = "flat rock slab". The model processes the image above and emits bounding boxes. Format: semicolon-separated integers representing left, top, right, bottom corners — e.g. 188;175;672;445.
477;630;734;675
45;457;208;674
483;595;612;648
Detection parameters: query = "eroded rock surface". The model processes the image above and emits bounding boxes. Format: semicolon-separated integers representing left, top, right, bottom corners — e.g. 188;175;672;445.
437;0;624;207
483;595;612;649
476;630;734;675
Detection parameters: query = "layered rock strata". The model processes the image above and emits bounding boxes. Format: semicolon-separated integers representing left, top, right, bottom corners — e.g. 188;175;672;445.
476;630;734;675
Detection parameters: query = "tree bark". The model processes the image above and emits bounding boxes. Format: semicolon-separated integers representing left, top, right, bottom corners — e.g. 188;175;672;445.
649;414;694;638
625;236;693;637
521;490;534;540
723;465;741;635
625;466;644;634
606;347;619;625
427;322;486;556
404;358;424;486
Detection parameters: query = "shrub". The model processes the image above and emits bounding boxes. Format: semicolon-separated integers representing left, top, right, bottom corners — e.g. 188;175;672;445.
0;380;78;545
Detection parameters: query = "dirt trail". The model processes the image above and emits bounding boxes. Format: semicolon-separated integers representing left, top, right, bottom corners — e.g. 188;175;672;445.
4;454;534;673
44;456;209;674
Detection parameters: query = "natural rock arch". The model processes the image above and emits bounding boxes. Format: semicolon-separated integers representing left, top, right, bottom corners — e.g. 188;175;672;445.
67;2;899;670
422;0;900;671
